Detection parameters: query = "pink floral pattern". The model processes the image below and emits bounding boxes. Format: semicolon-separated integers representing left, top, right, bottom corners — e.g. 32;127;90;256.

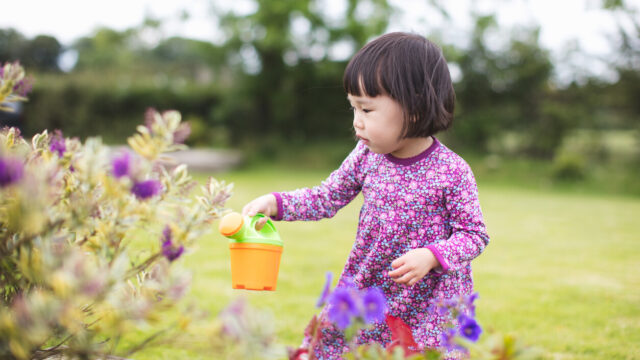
274;138;489;359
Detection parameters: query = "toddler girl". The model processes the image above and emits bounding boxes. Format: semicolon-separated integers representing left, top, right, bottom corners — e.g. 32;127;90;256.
243;32;490;358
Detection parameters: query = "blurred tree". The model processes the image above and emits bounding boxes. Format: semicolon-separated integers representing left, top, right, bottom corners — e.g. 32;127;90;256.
212;0;391;143
151;37;226;82
21;35;62;71
452;14;557;157
602;0;640;125
0;29;62;71
595;0;640;167
0;28;27;63
73;27;138;70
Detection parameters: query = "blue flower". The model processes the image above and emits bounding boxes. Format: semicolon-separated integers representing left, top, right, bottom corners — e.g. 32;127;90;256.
0;157;23;187
362;287;387;324
316;272;333;308
111;152;131;178
161;226;184;262
458;314;482;342
327;287;359;329
131;179;162;200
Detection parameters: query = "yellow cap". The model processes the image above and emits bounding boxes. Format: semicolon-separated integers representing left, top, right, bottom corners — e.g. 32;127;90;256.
219;212;244;236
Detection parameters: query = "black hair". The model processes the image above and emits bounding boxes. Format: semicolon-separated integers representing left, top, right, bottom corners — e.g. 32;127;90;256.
343;32;455;138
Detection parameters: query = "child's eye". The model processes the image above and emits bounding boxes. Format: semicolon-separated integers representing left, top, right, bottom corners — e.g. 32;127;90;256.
362;108;372;113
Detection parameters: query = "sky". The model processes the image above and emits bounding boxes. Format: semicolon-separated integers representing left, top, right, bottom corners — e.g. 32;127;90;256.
1;0;638;82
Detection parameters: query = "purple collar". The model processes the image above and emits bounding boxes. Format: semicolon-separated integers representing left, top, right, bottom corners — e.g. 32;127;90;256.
384;137;440;165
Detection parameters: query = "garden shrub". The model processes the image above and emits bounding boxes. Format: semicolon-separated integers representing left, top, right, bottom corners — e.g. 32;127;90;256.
1;62;235;358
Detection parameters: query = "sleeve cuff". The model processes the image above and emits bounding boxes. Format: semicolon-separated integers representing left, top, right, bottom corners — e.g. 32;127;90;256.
426;244;450;274
272;192;284;221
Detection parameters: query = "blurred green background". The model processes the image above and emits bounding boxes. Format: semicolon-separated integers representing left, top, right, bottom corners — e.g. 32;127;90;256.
2;0;639;195
2;0;639;358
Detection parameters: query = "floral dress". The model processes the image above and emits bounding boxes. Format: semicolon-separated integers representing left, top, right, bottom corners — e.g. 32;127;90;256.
273;138;490;359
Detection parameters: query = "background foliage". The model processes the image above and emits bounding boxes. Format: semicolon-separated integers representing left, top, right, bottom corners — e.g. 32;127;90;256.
1;1;638;179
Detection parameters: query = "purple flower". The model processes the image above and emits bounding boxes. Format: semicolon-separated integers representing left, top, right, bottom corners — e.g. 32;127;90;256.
327;287;359;330
13;77;33;97
131;179;162;200
465;292;479;316
219;298;247;340
362;287;387;324
436;303;450;316
339;276;355;288
457;314;482;342
439;328;465;352
162;225;172;242
161;226;184;262
49;131;66;157
0;156;24;187
316;272;333;308
111;151;131;178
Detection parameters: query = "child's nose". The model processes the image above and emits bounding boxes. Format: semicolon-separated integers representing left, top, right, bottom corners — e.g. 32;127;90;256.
353;113;364;130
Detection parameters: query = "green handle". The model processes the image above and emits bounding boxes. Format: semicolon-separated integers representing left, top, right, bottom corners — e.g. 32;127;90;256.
228;214;283;247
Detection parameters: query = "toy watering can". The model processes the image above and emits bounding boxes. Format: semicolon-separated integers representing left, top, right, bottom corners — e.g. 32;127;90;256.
218;212;283;291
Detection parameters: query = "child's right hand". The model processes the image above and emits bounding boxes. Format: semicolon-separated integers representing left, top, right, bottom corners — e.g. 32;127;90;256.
242;194;278;230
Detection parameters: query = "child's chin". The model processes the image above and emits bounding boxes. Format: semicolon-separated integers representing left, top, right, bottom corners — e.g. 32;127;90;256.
366;145;386;154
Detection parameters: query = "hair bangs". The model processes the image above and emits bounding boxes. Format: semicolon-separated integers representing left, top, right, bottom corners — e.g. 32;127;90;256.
343;46;388;97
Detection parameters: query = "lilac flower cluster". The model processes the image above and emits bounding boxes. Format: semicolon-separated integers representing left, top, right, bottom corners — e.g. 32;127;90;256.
131;179;162;200
434;292;483;352
1;61;33;97
317;272;387;330
110;150;162;200
0;156;24;187
12;76;33;97
144;107;191;144
111;151;131;178
49;131;66;157
161;226;184;262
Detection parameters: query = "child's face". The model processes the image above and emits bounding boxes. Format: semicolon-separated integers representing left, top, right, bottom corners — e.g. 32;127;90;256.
348;93;415;157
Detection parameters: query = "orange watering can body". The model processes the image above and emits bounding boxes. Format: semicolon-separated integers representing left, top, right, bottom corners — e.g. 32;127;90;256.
219;213;283;291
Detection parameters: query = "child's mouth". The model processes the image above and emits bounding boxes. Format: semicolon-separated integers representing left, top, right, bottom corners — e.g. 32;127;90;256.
356;135;369;144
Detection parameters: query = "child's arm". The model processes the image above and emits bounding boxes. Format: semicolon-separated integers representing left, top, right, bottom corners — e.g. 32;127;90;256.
425;162;490;273
389;162;489;284
244;142;368;225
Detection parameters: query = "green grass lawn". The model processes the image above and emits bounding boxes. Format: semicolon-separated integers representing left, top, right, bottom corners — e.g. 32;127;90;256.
130;166;640;359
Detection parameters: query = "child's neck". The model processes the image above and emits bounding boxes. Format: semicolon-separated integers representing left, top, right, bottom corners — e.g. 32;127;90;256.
390;136;433;159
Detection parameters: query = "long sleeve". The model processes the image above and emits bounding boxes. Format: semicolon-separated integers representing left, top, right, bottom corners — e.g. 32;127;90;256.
427;161;489;272
273;142;369;221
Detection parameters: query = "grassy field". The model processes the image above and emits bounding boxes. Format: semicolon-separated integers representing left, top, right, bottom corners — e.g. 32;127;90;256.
130;166;640;359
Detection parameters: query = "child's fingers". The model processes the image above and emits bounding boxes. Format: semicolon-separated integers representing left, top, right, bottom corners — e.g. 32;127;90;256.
390;256;405;269
388;264;408;278
242;204;253;216
254;217;268;230
392;270;415;284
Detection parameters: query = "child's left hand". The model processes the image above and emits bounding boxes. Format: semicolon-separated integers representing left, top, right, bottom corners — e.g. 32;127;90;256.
388;248;441;286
